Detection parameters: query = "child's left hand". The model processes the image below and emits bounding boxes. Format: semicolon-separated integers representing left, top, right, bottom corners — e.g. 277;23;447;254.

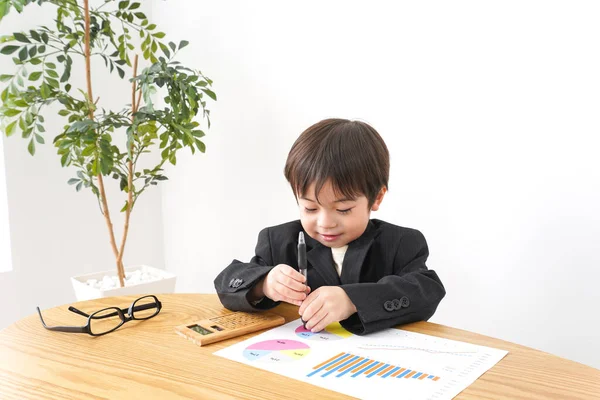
298;286;357;332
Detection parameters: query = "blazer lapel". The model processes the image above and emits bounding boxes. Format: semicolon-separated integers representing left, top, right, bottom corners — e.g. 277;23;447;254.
340;220;377;284
305;235;342;286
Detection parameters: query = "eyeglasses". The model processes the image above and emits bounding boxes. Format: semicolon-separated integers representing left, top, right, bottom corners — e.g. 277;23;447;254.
37;295;162;336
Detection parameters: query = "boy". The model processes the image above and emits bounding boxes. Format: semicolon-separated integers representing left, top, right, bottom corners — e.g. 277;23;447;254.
214;118;445;335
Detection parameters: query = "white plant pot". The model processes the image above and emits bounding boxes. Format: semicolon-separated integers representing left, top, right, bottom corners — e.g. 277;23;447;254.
71;265;177;301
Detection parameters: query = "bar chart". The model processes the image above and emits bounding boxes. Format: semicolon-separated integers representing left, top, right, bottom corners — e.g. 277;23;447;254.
307;352;441;381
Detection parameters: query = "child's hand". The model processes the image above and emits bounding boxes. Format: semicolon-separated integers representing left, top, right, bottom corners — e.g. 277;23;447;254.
262;264;311;306
298;286;357;332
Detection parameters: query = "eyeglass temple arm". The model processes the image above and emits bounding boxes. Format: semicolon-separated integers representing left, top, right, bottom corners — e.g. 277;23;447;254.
37;307;87;333
132;302;160;312
69;306;123;319
68;299;162;319
68;306;91;318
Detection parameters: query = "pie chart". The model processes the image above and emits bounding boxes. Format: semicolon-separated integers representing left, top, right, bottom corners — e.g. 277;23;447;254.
243;339;310;363
295;321;352;341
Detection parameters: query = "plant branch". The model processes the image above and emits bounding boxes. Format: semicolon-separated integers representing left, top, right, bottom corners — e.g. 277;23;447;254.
116;54;138;272
83;0;124;287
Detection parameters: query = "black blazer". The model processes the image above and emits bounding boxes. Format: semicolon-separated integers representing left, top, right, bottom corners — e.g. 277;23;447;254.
214;219;445;335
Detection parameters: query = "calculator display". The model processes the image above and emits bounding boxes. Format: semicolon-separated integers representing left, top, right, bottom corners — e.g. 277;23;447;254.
188;324;213;335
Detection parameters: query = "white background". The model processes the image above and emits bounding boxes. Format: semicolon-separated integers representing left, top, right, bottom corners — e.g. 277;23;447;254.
1;1;599;369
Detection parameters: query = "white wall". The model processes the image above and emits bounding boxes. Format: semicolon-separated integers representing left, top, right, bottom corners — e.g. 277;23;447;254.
0;2;165;329
154;0;600;369
0;131;11;273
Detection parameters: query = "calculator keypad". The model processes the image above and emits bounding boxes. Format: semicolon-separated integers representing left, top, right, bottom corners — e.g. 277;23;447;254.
210;313;274;329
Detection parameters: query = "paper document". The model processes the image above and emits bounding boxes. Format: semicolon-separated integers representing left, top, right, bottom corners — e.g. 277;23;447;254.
215;319;508;400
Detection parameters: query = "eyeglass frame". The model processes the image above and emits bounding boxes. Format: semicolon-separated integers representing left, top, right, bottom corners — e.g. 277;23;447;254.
36;295;162;336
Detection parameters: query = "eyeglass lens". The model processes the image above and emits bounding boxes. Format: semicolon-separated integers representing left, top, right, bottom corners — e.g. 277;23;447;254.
89;308;123;335
132;296;160;320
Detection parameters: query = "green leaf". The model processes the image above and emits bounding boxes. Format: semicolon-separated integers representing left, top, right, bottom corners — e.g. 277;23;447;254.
153;32;165;39
3;109;20;117
30;30;41;42
45;62;56;69
13;32;30;43
0;74;12;82
28;71;42;81
118;1;130;9
29;57;41;65
195;139;206;153
201;88;216;100
146;24;156;30
40;82;50;98
0;3;9;21
117;67;125;79
159;42;170;58
46;77;59;88
0;45;19;55
179;40;189;50
76;182;82;192
134;12;146;19
41;32;49;44
129;2;140;10
27;139;35;155
18;46;27;61
34;133;44;144
5;120;17;137
46;69;58;78
67;178;79;185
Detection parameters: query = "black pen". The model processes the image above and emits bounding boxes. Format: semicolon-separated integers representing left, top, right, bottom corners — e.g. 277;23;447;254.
298;232;308;327
298;232;307;281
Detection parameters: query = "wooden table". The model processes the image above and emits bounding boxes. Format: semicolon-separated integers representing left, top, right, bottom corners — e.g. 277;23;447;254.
1;294;599;399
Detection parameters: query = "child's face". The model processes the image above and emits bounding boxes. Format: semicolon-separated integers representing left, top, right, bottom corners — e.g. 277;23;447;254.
298;181;385;248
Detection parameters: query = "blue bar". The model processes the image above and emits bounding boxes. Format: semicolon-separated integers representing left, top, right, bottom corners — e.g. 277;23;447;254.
367;363;390;378
427;375;434;379
412;372;423;379
322;356;359;377
336;358;369;377
397;369;412;378
382;367;400;378
307;353;349;377
351;361;379;378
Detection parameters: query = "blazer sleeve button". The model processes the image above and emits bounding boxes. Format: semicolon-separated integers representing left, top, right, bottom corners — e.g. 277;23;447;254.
383;301;394;312
391;299;401;310
400;296;410;308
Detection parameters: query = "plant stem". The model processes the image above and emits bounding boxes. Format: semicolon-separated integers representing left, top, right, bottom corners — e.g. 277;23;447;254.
116;54;139;274
83;0;125;287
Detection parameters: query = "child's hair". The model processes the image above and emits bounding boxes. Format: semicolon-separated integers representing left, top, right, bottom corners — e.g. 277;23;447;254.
284;118;389;207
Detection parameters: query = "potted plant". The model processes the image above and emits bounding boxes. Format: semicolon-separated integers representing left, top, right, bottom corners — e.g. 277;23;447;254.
0;0;216;299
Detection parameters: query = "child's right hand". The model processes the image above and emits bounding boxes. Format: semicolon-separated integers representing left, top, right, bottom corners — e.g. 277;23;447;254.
262;264;310;306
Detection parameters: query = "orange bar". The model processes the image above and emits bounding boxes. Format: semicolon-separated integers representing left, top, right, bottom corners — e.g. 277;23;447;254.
378;365;395;376
433;376;440;381
418;374;428;380
363;362;382;375
351;360;375;373
339;357;364;372
325;354;353;371
404;371;417;379
391;368;406;377
313;352;345;370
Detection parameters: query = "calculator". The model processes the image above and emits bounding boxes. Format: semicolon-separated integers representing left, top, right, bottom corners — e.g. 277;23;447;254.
175;311;286;346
